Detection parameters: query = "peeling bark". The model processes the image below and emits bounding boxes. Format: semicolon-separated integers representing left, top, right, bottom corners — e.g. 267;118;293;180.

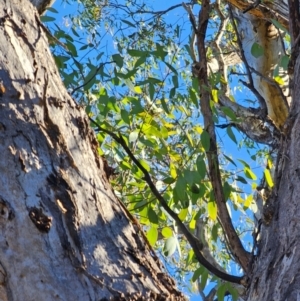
233;9;290;129
0;1;186;300
230;1;300;301
228;0;289;29
245;58;300;299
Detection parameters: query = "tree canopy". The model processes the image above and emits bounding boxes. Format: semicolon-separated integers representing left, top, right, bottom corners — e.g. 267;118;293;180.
42;0;292;299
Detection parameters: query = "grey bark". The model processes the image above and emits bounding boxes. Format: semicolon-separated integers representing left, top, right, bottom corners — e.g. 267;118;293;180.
229;1;300;301
245;61;300;300
0;1;185;300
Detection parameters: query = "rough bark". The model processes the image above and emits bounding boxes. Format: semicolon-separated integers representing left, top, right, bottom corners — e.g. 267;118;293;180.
0;1;185;300
227;1;300;300
245;59;300;300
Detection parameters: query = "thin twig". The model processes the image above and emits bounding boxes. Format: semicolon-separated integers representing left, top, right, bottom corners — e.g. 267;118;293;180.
70;61;114;96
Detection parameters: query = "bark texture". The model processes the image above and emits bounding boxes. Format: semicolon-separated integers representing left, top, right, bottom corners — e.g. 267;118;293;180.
0;1;185;300
246;59;300;299
234;10;289;128
229;1;300;300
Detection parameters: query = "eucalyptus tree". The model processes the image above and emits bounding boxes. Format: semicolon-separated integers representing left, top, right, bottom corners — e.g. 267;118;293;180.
2;0;299;300
60;0;297;300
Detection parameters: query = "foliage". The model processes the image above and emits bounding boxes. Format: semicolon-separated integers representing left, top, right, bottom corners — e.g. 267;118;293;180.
43;0;290;299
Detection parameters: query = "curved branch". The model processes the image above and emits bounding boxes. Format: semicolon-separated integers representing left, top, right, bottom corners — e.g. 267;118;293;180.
90;118;246;285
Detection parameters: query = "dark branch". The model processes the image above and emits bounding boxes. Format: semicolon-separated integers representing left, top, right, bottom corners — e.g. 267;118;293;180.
243;0;261;13
70;62;114;96
89;117;245;284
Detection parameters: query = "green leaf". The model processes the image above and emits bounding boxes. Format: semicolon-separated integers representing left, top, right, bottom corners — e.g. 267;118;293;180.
274;76;285;85
221;107;237;121
271;19;289;34
174;176;187;201
120;160;131;170
152;43;168;59
172;75;179;88
208;200;217;221
40;16;56;22
112;54;123;68
128;49;149;57
201;131;210;151
236;176;248;184
164;61;178;75
178;208;188;221
280;55;290;70
163;177;175;184
251;42;264;58
227;283;239;301
170;162;177;179
149;83;155;100
161;227;173;238
238;159;250;169
217;283;227;301
163;236;177;257
139;159;150;172
46;7;58;13
189;88;199;107
224;154;237;167
121;19;136;27
134;86;143;94
160;97;170;114
244;167;257;180
196;156;206;180
65;41;78;57
169;87;176;98
227;126;237;144
212;89;218;103
146;227;158;247
185;250;194;267
134;56;147;68
71;27;79;37
183;170;201;185
148;207;159;224
53;55;70;69
192;266;204;282
200;269;208;290
121;109;130;125
212;224;219;241
264;169;274;188
223;181;231;201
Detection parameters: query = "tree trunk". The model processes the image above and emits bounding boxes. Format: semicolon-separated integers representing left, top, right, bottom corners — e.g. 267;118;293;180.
228;2;300;301
245;73;300;300
0;1;185;300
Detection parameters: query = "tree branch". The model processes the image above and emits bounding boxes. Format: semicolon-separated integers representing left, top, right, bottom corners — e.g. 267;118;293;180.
195;0;251;272
218;95;280;145
89;118;246;284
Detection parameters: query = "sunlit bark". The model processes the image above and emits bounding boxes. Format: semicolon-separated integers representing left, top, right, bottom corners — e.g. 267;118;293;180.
0;1;185;300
